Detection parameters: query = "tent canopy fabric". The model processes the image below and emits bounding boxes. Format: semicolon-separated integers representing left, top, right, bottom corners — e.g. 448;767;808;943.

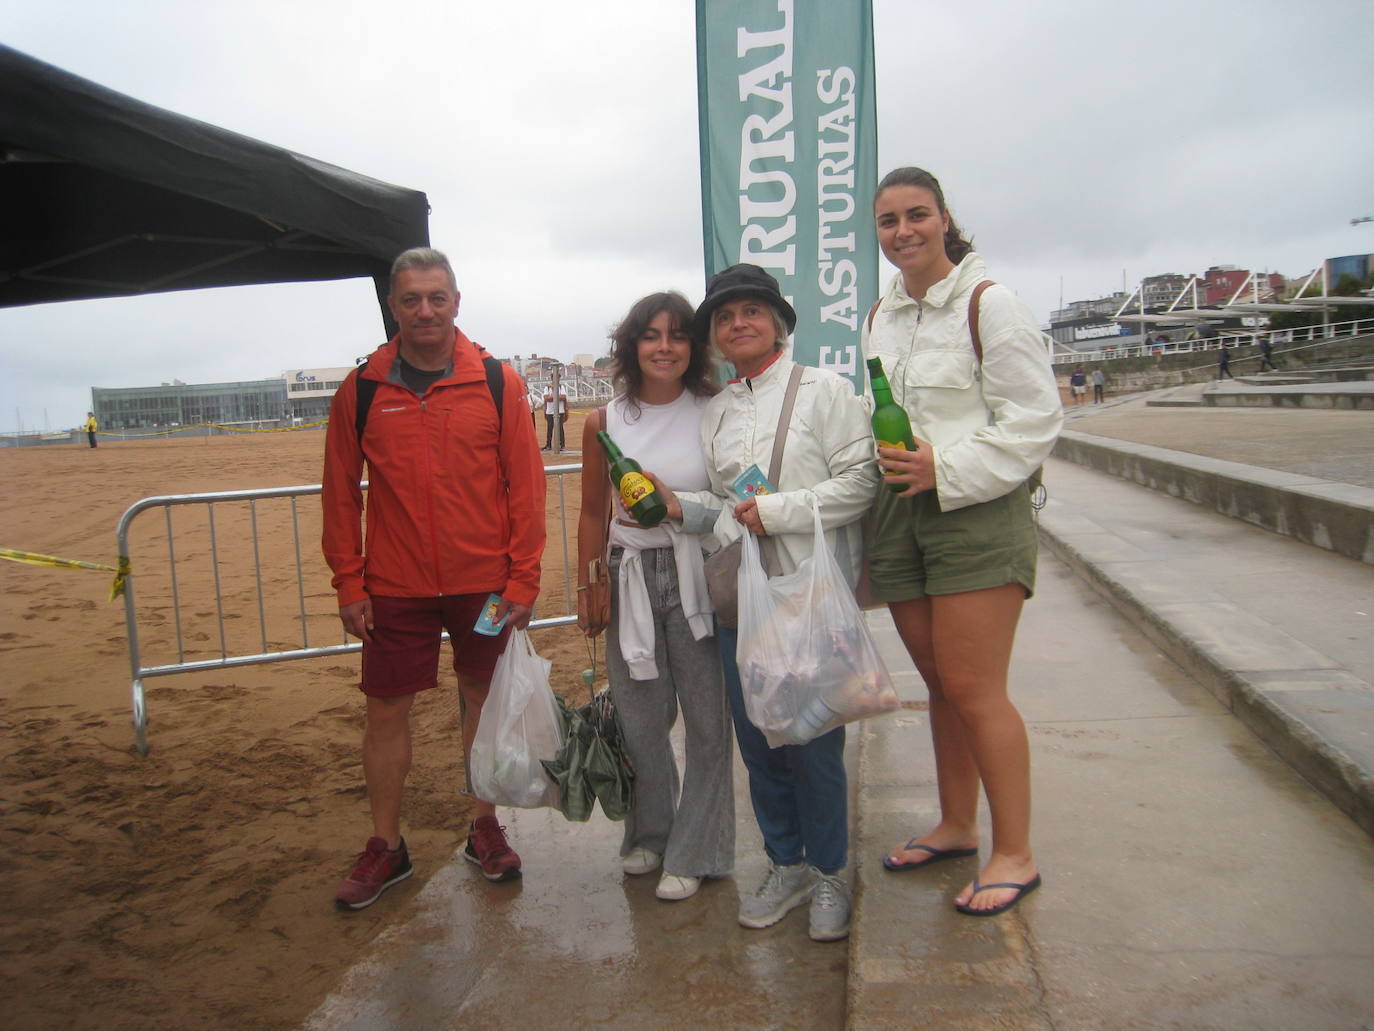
0;45;429;332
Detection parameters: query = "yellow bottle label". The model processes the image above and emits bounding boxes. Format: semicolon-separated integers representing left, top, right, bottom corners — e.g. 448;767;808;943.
619;472;653;507
876;439;907;475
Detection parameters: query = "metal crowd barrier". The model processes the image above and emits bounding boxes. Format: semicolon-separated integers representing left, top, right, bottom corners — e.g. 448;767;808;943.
116;463;581;754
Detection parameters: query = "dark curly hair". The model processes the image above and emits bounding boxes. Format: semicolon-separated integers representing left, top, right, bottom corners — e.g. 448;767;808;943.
609;292;718;417
874;167;974;264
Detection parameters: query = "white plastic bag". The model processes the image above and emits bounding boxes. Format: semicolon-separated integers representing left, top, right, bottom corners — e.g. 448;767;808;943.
735;498;898;748
469;629;565;808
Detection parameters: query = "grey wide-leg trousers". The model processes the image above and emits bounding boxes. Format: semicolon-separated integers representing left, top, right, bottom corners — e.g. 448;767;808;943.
607;547;734;878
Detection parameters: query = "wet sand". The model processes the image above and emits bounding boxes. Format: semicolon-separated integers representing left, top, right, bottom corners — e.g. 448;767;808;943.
0;412;594;1031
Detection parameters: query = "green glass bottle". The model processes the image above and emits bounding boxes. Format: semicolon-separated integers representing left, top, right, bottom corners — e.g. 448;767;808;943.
867;356;916;494
596;430;668;528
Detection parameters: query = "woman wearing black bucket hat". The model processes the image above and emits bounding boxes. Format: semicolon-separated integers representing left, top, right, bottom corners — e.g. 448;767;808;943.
647;263;879;941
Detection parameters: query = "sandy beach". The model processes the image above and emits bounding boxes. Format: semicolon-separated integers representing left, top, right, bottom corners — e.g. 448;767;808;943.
0;412;595;1031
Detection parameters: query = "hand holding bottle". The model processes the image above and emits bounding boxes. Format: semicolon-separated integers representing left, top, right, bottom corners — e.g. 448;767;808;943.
876;438;936;496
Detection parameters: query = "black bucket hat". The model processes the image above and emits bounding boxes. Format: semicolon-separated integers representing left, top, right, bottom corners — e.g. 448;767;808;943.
692;263;797;342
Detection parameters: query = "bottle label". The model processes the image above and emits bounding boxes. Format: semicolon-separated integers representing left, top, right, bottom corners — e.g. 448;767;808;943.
876;439;908;478
619;471;653;507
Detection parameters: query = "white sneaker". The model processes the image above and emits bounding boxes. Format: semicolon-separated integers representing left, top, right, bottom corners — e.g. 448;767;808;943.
738;860;812;928
622;847;661;876
809;870;851;941
655;873;701;901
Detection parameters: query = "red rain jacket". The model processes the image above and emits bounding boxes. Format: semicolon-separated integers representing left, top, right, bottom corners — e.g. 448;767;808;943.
322;330;545;609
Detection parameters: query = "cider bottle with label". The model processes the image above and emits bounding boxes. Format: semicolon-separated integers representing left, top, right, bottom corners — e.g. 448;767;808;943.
596;430;668;528
867;357;916;494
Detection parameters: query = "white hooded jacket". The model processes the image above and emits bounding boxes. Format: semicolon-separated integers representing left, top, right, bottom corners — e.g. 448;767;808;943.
861;254;1063;512
676;356;879;584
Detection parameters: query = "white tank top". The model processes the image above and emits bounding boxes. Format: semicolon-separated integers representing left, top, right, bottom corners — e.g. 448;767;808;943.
604;390;712;549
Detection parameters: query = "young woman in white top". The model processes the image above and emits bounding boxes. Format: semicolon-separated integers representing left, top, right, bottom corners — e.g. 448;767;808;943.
576;291;733;902
863;167;1062;916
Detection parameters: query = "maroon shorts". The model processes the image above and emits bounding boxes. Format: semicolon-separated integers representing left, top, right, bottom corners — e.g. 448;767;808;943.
360;594;513;698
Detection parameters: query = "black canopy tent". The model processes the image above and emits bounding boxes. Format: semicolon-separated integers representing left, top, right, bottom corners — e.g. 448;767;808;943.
0;45;430;336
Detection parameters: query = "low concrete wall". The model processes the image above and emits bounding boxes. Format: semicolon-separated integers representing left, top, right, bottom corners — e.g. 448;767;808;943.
1203;390;1374;410
1053;430;1374;564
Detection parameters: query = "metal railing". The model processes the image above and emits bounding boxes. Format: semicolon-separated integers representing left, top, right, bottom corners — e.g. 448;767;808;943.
1050;315;1374;366
116;463;583;754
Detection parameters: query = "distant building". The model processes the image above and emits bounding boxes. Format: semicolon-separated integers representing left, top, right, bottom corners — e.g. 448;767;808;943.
284;367;352;422
1142;273;1189;310
92;379;288;430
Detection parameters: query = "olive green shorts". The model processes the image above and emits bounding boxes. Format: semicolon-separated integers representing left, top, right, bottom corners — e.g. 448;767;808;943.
863;483;1038;601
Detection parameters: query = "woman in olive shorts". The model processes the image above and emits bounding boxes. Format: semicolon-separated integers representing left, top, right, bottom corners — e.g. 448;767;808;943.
862;167;1063;916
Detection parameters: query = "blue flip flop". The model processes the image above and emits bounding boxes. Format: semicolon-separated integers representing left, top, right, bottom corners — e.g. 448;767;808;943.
954;873;1042;916
882;842;979;872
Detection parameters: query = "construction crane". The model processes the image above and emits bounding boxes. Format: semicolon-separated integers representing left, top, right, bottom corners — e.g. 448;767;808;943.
1353;215;1374;226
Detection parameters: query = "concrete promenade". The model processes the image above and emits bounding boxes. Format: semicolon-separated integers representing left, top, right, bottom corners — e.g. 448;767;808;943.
308;387;1374;1030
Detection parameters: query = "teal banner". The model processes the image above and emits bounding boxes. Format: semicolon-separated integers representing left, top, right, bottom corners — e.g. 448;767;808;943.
696;0;878;390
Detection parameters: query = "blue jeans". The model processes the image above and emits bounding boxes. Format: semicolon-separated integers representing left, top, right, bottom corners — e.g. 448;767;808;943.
718;625;848;875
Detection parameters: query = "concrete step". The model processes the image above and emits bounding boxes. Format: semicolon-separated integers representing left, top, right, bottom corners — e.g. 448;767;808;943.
848;529;1374;1029
1052;429;1374;564
1035;458;1374;839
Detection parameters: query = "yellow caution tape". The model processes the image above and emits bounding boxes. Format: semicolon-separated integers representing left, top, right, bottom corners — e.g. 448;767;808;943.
0;547;132;602
99;420;329;438
0;546;117;573
109;555;131;602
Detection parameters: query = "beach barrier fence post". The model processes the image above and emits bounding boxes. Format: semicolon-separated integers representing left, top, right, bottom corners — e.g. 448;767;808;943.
115;465;585;754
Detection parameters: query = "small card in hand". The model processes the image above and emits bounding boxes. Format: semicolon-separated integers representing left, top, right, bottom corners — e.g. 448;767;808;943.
732;463;776;500
473;592;509;636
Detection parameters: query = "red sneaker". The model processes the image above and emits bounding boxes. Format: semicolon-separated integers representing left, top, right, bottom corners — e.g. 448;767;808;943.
334;836;413;910
464;815;522;881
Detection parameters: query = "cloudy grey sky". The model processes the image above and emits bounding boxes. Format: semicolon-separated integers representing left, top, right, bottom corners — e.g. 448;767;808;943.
3;0;1371;431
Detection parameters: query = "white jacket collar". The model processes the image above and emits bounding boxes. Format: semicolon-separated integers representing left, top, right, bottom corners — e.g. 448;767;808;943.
882;253;989;313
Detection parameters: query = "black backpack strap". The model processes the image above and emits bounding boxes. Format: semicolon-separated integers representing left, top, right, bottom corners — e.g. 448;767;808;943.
482;355;505;423
354;362;378;445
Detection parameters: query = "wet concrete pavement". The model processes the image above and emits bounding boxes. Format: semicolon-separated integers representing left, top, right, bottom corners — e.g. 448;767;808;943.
309;387;1374;1030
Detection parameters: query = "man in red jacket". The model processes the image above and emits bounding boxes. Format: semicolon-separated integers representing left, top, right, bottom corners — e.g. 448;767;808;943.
323;247;546;909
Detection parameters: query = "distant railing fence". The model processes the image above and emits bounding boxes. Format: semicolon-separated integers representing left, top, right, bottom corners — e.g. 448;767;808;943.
116;464;581;754
1050;315;1374;366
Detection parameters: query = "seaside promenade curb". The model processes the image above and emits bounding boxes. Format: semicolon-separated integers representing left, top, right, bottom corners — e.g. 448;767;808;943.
1052;429;1374;565
1035;456;1374;841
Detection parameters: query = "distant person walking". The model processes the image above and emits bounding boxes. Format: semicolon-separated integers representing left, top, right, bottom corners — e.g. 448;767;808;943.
1091;368;1105;404
1257;336;1277;372
84;412;98;448
543;387;568;451
1217;344;1234;380
1068;366;1086;406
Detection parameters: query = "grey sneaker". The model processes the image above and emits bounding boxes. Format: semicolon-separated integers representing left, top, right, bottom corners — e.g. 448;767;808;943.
738;860;812;929
809;870;851;941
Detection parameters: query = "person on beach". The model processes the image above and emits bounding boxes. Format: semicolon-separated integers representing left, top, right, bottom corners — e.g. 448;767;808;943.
1257;335;1277;372
322;247;546;909
575;291;734;903
84;412;98;448
862;167;1061;917
1092;367;1105;404
648;264;879;941
1217;343;1234;379
543;385;569;450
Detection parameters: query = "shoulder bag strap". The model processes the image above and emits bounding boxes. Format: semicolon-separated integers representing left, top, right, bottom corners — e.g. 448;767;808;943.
967;280;995;364
758;363;805;575
766;362;805;485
